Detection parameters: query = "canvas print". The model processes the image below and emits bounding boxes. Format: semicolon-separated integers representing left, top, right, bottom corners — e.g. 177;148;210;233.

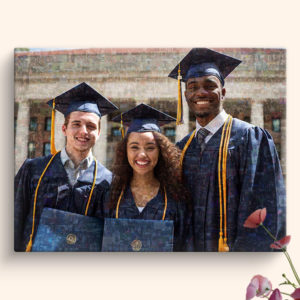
14;47;286;252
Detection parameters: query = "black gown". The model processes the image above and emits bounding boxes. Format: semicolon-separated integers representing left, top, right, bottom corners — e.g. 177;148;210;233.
104;186;193;251
177;118;286;251
14;153;112;251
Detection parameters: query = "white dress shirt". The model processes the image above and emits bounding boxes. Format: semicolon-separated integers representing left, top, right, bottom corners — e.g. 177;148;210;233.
60;147;94;186
195;110;229;143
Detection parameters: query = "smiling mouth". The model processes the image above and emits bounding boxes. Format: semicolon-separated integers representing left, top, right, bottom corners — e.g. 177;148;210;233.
135;160;150;167
195;100;210;105
76;137;90;143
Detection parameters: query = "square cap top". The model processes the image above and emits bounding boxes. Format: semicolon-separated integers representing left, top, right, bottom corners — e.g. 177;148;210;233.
47;82;118;117
168;48;242;85
112;103;176;134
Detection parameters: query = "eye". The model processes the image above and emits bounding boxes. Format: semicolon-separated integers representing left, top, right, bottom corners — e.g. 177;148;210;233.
88;125;97;130
146;147;156;151
130;146;139;150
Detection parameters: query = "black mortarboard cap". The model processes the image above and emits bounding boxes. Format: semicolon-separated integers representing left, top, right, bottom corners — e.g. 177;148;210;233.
168;48;242;85
112;103;176;134
47;82;118;117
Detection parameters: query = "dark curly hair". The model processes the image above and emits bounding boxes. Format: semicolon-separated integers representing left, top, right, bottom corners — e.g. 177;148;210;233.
109;131;190;209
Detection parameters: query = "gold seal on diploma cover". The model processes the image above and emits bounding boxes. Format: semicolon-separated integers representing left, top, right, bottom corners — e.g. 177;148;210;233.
66;233;77;245
131;239;142;251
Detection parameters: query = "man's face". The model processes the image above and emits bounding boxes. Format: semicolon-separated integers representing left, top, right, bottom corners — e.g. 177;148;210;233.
184;75;226;126
62;111;101;155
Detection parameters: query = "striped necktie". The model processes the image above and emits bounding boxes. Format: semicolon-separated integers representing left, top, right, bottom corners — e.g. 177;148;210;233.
196;127;210;154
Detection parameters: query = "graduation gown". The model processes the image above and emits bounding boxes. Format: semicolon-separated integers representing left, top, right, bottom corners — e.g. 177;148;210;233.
177;118;286;252
14;153;112;251
105;186;193;251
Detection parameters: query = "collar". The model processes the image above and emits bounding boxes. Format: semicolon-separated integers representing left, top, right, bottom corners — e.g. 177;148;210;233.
196;110;228;135
60;147;93;169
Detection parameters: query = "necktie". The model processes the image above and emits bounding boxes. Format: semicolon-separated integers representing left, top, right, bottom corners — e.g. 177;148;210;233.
196;127;210;154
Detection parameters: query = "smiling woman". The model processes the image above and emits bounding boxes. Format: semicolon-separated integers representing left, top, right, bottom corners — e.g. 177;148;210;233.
103;104;193;251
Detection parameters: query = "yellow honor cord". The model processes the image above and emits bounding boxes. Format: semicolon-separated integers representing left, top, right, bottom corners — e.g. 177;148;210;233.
217;117;228;251
26;152;99;252
25;151;61;252
50;99;57;155
84;157;98;216
218;115;233;252
179;129;196;168
115;186;168;220
176;63;183;125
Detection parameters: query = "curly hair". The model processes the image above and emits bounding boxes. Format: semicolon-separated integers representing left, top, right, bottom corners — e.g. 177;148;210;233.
109;131;190;209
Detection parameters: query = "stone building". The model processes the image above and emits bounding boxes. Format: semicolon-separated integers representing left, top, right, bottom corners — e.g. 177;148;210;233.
14;48;286;176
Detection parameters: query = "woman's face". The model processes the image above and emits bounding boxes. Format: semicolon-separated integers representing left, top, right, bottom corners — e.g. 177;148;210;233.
126;131;159;176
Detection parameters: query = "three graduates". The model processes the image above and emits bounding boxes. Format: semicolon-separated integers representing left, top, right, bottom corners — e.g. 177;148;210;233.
14;48;286;252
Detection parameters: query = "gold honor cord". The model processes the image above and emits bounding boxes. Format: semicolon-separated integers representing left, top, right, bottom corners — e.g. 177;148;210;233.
26;153;98;252
115;186;168;221
218;115;233;252
84;157;98;216
50;99;57;155
179;116;233;252
176;63;183;125
179;129;196;168
26;151;61;252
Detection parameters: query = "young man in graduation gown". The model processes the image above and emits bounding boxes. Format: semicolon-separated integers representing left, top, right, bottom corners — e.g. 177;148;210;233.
14;82;118;251
168;48;286;251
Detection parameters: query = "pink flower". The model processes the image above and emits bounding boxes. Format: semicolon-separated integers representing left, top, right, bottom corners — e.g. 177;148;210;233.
246;275;272;300
269;289;282;300
244;208;267;228
270;235;291;250
291;288;300;299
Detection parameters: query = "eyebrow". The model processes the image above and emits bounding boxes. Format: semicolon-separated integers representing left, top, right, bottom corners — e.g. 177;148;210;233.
128;141;157;145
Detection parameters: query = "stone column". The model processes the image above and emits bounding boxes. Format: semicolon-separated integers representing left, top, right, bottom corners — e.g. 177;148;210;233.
175;94;190;143
93;115;107;165
54;112;66;151
15;100;30;174
250;99;264;128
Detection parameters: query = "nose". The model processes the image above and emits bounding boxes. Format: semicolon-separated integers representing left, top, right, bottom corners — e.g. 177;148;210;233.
78;125;88;135
195;86;208;97
137;149;147;159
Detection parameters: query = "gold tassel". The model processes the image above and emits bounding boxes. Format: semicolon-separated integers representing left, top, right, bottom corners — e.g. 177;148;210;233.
176;64;183;125
50;99;57;155
25;235;33;252
119;113;125;139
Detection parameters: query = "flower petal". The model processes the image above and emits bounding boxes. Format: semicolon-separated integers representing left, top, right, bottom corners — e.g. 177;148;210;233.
291;288;300;299
270;236;291;249
269;289;282;300
243;208;267;228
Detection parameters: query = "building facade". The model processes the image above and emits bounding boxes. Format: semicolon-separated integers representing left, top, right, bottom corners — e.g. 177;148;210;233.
14;48;286;176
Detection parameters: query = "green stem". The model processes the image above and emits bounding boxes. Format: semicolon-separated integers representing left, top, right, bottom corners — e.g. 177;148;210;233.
260;224;300;286
282;274;298;289
284;251;300;285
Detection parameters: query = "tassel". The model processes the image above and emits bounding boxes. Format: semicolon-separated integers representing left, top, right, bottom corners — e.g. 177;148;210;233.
119;113;125;139
50;99;57;155
176;64;183;125
25;235;33;252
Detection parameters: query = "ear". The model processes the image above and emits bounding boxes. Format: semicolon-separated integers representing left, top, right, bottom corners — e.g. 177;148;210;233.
62;124;67;137
221;87;226;99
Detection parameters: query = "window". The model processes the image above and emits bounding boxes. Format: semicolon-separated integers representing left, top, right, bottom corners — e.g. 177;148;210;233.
43;143;51;156
111;127;122;137
29;117;38;131
45;117;51;131
164;127;176;137
28;142;36;158
272;118;281;132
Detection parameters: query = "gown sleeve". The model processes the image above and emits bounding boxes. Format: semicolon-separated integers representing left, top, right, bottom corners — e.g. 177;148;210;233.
14;159;32;251
232;127;286;251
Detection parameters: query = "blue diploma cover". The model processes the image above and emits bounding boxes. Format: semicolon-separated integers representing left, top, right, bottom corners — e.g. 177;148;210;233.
31;208;104;252
101;218;174;252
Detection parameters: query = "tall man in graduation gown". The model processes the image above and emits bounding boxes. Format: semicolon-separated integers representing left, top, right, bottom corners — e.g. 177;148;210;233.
14;82;118;251
169;48;286;251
